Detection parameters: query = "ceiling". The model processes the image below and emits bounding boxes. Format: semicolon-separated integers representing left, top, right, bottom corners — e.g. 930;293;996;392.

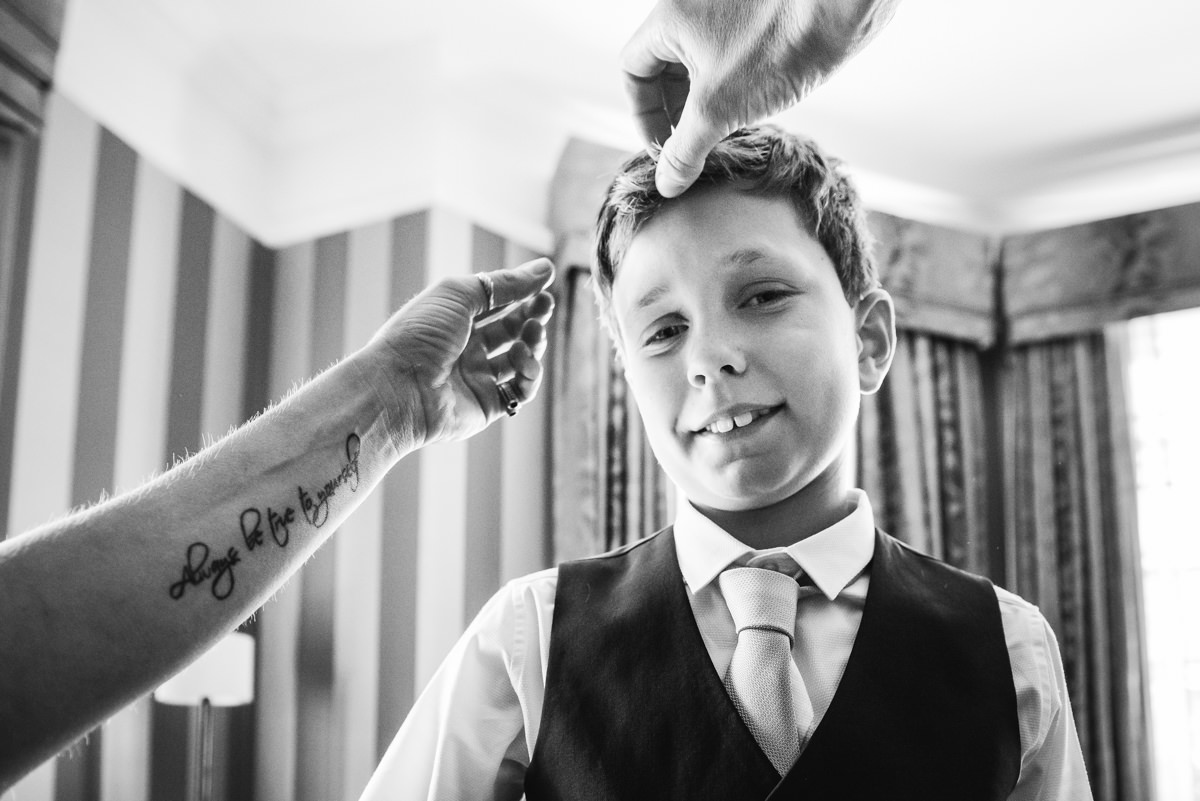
55;0;1200;250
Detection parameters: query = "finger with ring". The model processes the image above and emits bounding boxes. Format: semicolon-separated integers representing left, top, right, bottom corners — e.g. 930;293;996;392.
497;381;521;416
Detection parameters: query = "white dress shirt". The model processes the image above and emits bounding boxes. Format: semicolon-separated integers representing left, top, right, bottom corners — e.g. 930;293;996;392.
359;489;1093;801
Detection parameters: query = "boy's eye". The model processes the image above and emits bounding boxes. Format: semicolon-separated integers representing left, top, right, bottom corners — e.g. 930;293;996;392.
744;289;790;307
644;323;685;346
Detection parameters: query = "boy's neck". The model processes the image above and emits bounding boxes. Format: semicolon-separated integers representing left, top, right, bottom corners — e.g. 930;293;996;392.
694;470;855;550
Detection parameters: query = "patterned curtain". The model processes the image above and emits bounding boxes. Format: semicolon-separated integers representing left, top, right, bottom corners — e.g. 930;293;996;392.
857;330;998;578
999;332;1152;801
548;266;670;561
858;328;1153;801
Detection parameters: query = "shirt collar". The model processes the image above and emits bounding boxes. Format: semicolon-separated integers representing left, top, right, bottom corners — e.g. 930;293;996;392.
674;488;876;601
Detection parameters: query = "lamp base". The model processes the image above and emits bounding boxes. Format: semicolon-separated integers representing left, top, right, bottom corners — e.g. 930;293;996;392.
150;699;254;801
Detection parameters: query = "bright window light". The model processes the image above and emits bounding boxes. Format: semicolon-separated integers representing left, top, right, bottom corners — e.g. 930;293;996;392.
1125;306;1200;801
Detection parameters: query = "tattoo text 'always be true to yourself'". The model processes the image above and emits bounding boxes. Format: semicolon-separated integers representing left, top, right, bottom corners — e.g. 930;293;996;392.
168;433;362;601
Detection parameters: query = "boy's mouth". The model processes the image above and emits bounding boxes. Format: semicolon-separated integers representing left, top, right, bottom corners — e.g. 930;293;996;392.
690;405;780;436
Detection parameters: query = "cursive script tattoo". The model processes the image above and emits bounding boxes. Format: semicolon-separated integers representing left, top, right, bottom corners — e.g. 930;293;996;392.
267;506;296;547
240;508;264;550
169;542;240;600
170;431;361;602
240;505;296;549
297;433;361;528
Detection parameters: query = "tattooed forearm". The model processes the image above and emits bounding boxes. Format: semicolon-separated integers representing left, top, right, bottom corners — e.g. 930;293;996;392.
297;433;361;528
169;432;361;601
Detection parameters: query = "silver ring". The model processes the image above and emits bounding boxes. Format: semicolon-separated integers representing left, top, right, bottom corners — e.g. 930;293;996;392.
497;381;521;416
478;272;496;312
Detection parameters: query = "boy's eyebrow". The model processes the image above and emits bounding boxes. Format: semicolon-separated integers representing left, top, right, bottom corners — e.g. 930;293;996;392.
630;249;778;311
634;284;670;311
725;248;771;268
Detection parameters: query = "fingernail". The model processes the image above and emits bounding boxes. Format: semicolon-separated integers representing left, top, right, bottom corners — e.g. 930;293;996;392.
530;258;553;276
655;164;687;197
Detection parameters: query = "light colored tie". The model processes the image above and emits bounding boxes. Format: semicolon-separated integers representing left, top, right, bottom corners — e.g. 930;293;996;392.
719;565;814;776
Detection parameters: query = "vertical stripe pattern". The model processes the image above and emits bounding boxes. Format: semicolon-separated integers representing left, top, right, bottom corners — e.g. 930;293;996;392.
0;122;40;541
254;242;314;801
71;129;135;508
202;215;251;439
413;208;472;689
297;234;346;801
164;192;214;464
66;125;136;801
375;211;426;759
103;155;183;801
334;219;390;800
464;225;506;623
6;91;99;801
241;242;276;424
57;110;138;801
499;240;550;581
2;94;552;801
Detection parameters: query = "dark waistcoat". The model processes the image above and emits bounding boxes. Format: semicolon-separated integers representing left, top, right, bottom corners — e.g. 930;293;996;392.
524;527;1020;801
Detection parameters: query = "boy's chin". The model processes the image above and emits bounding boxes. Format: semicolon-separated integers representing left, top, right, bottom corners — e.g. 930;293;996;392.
678;449;854;513
684;467;846;513
688;484;796;513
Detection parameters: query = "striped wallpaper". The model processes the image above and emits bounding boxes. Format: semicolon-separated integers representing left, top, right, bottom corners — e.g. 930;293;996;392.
3;92;551;801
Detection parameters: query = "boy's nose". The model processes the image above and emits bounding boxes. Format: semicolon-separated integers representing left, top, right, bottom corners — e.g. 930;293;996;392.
686;334;746;387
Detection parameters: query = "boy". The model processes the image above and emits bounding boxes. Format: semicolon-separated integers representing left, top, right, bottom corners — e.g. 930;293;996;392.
361;127;1091;800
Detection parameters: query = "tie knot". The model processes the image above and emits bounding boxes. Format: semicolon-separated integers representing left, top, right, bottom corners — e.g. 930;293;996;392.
744;551;802;577
719;567;799;641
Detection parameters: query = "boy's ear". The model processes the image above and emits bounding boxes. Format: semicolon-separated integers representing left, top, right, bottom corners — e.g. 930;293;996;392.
854;288;896;395
613;341;627;372
601;310;628;371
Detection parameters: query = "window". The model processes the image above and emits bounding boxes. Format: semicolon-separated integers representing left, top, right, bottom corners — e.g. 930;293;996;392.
1126;306;1200;801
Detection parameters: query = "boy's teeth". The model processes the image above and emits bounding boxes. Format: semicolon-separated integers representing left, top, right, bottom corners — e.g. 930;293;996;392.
705;411;761;434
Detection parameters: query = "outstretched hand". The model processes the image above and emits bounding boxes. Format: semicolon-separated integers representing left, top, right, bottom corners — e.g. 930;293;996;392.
366;257;555;450
622;0;901;197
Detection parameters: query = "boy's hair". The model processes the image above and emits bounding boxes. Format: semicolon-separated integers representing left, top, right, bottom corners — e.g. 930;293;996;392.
593;125;877;336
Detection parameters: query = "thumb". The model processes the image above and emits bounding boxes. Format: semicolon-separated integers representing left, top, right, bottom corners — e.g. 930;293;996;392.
655;102;727;198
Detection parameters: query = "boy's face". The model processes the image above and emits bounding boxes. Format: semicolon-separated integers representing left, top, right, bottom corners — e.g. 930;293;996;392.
610;186;891;513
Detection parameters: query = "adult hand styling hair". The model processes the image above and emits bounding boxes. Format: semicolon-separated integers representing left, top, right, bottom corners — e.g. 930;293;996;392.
621;0;901;197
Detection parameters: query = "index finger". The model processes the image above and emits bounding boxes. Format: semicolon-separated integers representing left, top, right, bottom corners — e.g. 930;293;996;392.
474;258;555;323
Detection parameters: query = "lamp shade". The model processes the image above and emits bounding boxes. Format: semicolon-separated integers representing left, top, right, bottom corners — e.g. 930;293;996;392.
154;632;255;707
